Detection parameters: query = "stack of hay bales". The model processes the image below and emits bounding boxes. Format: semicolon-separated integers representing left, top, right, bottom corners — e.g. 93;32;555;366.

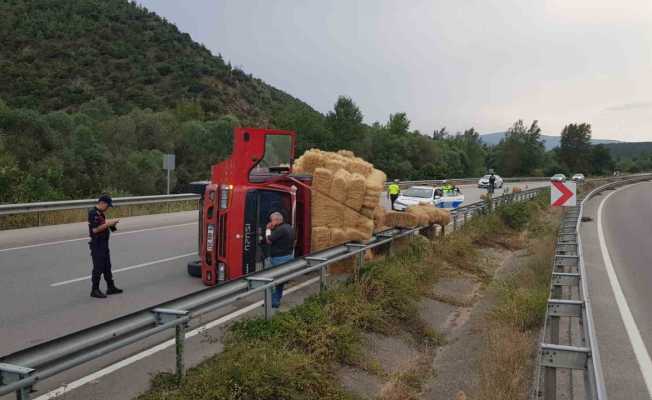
294;149;387;251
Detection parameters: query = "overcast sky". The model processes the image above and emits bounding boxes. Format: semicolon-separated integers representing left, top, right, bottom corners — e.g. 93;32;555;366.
138;0;651;141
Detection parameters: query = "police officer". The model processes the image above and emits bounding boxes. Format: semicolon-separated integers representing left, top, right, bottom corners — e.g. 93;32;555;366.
88;194;123;298
388;179;401;210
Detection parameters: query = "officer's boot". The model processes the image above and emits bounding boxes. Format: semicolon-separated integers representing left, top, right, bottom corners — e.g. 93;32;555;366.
90;287;106;298
106;280;123;295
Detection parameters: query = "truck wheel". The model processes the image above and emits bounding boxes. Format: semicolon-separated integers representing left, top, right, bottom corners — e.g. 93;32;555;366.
187;260;202;278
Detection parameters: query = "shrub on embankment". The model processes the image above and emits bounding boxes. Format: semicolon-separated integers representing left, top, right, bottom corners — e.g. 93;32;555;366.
139;193;554;400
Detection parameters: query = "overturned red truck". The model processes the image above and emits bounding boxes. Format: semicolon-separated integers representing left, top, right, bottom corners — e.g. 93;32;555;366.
187;128;312;286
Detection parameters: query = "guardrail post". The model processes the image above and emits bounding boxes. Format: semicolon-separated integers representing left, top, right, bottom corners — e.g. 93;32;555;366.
152;308;190;384
0;363;34;400
346;244;366;281
452;212;457;231
306;257;329;292
246;277;275;320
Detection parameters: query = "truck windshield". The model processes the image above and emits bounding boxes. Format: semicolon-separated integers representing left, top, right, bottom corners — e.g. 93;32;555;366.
260;134;292;169
403;188;433;198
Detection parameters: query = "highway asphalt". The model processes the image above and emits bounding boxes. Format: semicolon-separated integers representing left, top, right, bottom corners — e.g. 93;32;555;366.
581;181;652;399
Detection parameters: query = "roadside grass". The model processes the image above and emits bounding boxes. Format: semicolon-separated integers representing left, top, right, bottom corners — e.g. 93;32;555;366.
140;192;556;400
478;197;560;400
0;200;197;230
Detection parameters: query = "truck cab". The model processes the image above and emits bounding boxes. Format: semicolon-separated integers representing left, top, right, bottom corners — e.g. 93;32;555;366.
195;128;312;286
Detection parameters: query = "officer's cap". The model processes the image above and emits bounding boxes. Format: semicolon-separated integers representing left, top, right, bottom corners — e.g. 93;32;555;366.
98;194;113;207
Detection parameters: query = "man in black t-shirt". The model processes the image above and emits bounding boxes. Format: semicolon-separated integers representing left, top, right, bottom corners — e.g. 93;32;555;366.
266;212;295;309
88;194;122;298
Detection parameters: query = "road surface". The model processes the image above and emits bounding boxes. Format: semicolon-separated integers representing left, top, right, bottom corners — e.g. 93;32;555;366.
581;180;652;399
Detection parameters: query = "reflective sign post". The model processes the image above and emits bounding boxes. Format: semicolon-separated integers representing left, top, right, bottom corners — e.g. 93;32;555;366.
163;154;176;195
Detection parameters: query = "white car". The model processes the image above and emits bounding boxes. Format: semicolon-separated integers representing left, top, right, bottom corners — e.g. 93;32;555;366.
572;173;585;182
550;173;566;182
478;174;503;189
393;186;465;211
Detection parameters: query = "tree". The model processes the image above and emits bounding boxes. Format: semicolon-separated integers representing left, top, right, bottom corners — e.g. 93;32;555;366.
432;127;447;140
560;123;592;173
387;113;410;135
591;144;614;175
325;96;364;152
495;120;545;176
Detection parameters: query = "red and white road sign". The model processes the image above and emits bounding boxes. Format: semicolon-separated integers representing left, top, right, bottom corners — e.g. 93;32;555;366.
551;181;576;206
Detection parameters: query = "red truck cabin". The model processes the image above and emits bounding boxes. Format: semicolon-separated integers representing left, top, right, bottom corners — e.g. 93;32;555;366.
200;128;312;286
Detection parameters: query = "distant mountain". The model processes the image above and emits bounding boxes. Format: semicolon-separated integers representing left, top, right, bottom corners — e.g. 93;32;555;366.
604;142;652;158
480;132;622;150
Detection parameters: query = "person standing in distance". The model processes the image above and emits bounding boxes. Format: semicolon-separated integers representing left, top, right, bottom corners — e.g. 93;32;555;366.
88;194;123;298
265;212;295;309
388;179;401;210
488;173;496;195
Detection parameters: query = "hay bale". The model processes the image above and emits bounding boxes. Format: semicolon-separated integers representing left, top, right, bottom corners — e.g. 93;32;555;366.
312;193;345;227
329;169;351;202
345;228;371;242
346;158;373;177
312;168;333;193
385;211;419;228
405;205;431;226
513;186;522;193
337;150;355;158
366;169;387;191
356;216;375;237
295;149;324;174
330;227;348;246
359;206;374;219
311;226;331;251
373;206;386;229
345;173;367;211
414;203;451;226
325;158;346;173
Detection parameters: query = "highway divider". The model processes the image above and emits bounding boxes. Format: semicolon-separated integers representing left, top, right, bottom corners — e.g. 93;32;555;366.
0;187;546;399
534;173;652;400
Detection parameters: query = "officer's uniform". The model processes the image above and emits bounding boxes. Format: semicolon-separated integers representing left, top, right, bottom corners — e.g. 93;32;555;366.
88;206;114;292
87;195;122;297
388;183;400;210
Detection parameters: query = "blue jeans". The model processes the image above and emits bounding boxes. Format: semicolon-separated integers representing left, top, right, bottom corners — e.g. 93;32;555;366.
270;254;294;308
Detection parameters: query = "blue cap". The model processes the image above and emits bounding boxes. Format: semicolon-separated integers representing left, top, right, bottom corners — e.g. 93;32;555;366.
98;194;113;207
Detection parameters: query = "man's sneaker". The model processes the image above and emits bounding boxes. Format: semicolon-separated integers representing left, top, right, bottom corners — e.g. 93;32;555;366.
106;286;123;295
91;289;107;298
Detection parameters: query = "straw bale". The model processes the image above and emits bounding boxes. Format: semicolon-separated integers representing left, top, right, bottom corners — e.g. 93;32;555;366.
405;205;431;226
312;168;333;193
346;158;374;177
340;205;361;227
355;216;375;237
362;192;381;209
412;203;451;226
297;150;324;174
337;150;355;158
345;228;371;242
359;206;374;219
366;169;387;191
432;207;451;226
513;186;522;193
325;158;346;173
344;173;367;211
373;206;386;229
311;226;331;251
329;169;351;202
385;211;419;228
330;227;348;246
312;193;343;227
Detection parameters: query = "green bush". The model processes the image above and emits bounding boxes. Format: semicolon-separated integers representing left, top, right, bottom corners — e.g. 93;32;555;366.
498;202;531;230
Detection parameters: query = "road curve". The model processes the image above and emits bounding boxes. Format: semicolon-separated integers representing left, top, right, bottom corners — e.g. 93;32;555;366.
581;181;652;399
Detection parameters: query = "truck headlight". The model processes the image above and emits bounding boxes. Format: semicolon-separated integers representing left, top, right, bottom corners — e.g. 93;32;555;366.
207;224;215;251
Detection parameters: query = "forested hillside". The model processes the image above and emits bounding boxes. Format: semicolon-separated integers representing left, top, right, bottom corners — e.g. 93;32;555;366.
0;0;646;204
0;0;314;124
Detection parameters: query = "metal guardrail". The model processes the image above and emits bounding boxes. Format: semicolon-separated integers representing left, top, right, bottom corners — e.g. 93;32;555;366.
534;173;652;400
0;187;546;399
0;194;200;216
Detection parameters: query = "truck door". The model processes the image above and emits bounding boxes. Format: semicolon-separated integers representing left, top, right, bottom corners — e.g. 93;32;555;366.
242;189;290;275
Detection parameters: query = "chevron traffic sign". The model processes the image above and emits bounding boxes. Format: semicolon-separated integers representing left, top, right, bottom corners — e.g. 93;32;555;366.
551;181;576;206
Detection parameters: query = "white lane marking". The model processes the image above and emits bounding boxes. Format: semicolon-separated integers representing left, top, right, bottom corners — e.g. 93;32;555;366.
0;222;197;253
50;253;198;287
597;187;652;396
34;276;320;400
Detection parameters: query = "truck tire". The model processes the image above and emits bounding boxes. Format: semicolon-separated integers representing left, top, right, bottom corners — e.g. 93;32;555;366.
187;260;202;278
